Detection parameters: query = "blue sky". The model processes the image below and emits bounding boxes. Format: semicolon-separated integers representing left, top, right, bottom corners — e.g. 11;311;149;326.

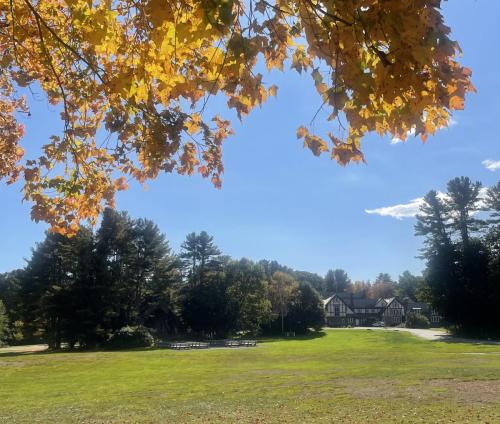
1;1;499;282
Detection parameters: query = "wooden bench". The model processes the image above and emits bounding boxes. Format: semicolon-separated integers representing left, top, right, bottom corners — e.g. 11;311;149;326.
157;339;257;349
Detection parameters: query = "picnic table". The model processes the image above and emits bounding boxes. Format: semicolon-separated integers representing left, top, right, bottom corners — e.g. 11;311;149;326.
157;339;257;350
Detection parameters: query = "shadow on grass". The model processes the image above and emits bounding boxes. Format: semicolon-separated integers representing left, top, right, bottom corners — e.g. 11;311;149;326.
0;345;156;358
431;335;500;346
257;330;327;344
0;332;328;357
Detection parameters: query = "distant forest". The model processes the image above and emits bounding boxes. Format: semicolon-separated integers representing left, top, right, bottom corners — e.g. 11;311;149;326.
0;176;499;348
0;207;423;349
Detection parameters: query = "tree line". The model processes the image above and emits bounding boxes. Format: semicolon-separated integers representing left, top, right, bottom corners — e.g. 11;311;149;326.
0;209;326;348
0;207;427;348
2;175;496;346
416;177;500;337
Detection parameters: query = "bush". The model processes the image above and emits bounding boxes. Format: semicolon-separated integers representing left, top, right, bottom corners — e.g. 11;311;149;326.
106;326;154;349
405;313;430;329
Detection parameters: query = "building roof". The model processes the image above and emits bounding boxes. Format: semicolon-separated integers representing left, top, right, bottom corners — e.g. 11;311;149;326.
325;293;380;309
322;295;334;306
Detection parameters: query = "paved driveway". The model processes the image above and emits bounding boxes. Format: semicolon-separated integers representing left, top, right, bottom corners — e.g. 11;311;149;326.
327;327;500;344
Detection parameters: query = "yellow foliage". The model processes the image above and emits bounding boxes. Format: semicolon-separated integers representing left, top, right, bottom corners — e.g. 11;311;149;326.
0;0;474;234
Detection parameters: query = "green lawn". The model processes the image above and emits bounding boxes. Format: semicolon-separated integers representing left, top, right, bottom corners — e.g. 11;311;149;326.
1;330;500;423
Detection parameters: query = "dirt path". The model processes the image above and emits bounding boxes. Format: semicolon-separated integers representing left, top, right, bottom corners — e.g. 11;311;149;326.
0;344;48;354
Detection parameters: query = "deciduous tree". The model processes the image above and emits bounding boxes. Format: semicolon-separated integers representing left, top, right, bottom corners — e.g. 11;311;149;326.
371;273;396;299
0;0;474;233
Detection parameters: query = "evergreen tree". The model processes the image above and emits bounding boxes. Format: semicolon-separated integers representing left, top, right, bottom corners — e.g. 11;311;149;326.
134;219;182;336
445;177;482;245
417;177;500;337
484;181;500;225
95;208;136;332
415;190;450;257
257;260;294;280
180;231;221;284
20;229;94;348
325;269;351;294
0;299;9;345
0;270;24;326
181;270;233;338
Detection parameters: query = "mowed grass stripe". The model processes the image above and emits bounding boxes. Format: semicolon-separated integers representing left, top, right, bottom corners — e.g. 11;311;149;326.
1;330;499;423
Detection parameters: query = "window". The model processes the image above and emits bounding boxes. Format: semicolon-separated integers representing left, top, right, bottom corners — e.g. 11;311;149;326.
334;305;340;316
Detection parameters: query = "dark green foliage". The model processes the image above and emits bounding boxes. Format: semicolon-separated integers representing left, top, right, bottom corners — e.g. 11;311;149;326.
325;269;351;295
181;272;234;338
415;190;450;257
396;271;425;301
405;313;430;329
0;299;8;345
105;326;154;349
446;177;482;245
9;209;181;349
4;213;328;346
224;259;271;334
484;182;500;224
416;176;500;337
181;258;271;337
180;231;221;284
293;271;325;296
18;228;96;349
257;260;293;281
286;283;325;333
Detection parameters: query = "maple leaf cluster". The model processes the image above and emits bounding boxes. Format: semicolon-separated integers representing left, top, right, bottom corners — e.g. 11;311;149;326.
0;0;474;234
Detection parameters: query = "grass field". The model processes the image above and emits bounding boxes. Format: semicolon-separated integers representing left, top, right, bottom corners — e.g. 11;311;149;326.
1;330;500;423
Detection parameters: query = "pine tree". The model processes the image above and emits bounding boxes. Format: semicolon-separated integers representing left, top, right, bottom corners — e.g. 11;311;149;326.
484;181;500;225
180;231;221;284
325;269;351;294
415;190;450;257
445;177;482;245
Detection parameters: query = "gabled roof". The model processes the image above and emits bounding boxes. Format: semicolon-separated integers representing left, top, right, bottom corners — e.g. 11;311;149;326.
384;297;405;308
324;293;379;309
322;295;334;306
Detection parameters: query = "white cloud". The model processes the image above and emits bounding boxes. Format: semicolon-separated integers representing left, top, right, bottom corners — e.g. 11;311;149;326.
391;128;415;144
365;198;424;219
482;159;500;172
391;119;457;144
366;188;487;220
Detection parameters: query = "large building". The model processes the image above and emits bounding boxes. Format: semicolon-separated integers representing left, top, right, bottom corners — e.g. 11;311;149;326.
323;292;442;327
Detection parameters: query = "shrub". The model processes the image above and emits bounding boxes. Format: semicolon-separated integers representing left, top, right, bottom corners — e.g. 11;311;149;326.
106;326;154;349
405;313;430;329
